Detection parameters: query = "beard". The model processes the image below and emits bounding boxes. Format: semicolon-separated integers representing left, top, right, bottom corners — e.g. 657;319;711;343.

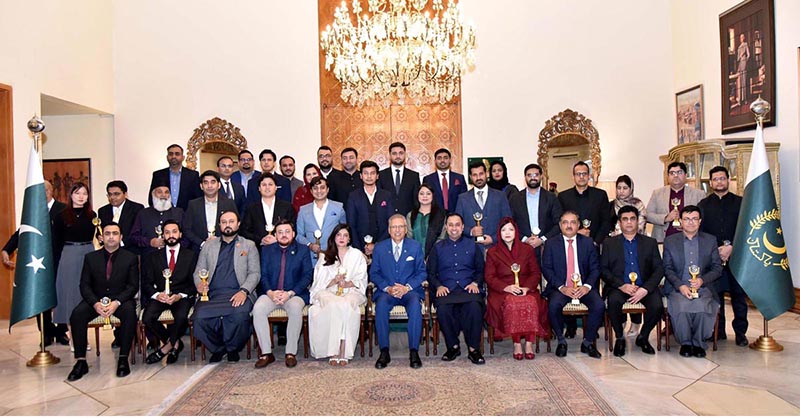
221;227;238;237
164;236;180;247
319;160;332;170
527;179;540;189
153;197;172;212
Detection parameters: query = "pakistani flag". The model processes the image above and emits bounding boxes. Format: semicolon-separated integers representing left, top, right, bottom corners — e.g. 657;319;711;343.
9;143;57;331
729;123;795;321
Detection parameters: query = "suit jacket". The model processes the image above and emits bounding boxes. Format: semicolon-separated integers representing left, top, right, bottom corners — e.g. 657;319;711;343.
346;188;393;251
662;231;722;296
149;167;202;211
600;234;664;295
378;166;420;215
281;175;304;198
422;170;468;212
193;235;260;301
327;169;362;204
4;200;66;261
558;186;613;245
230;170;260;199
454;188;512;245
141;245;198;299
183;196;239;251
240;199;295;248
541;234;600;298
645;185;707;242
79;248;139;306
509;188;563;241
245;173;292;208
369;237;426;300
259;241;313;303
220;179;246;214
296;200;346;261
98;199;145;247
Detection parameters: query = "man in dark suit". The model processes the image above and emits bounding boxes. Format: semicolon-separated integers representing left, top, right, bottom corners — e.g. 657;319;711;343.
148;144;202;211
278;155;304;197
347;160;393;255
422;148;467;212
241;172;295;250
455;161;512;249
217;156;246;214
509;163;563;257
183;170;238;251
601;205;663;357
245;149;292;207
378;142;420;216
327;147;362;204
67;223;139;381
252;220;313;368
541;211;604;359
557;161;612;245
230;150;260;199
98;180;144;250
370;214;427;369
142;220;196;365
129;182;186;257
317;145;342;180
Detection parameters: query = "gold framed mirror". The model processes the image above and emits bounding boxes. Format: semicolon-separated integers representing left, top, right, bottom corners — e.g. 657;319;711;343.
185;117;249;171
537;109;601;191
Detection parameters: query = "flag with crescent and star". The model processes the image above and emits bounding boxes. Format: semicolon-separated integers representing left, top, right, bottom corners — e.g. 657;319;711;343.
9;143;57;330
729;123;795;321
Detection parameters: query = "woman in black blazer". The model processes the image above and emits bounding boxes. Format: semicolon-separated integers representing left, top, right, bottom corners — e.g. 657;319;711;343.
405;183;446;258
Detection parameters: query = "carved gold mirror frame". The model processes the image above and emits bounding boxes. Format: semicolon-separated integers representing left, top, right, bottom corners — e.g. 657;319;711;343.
185;117;249;171
537;109;601;186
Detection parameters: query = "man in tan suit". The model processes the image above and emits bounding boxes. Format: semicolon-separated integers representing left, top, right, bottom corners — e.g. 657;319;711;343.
645;162;706;243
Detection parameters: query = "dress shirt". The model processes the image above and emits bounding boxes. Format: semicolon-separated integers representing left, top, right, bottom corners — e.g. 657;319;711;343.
313;199;329;230
261;197;276;228
204;198;218;232
473;185;489;208
559;235;592;290
151;243;188;299
437;169;450;186
169;169;181;207
622;235;640;284
239;170;255;190
112;200;125;223
320;167;333;178
222;179;235;199
525;188;541;238
364;187;376;205
47;198;54;211
392;165;406;184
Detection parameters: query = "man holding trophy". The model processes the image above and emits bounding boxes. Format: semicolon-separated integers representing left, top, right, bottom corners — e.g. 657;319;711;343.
662;205;723;358
455;161;511;249
645;162;706;243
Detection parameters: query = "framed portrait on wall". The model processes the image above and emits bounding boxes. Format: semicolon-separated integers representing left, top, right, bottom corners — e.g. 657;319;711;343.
719;0;775;134
675;84;704;144
43;158;92;207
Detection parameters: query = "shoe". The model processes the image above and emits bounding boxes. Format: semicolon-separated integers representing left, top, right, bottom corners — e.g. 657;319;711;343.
255;353;276;368
145;349;166;364
227;351;240;362
111;339;120;349
441;346;461;362
409;350;422;369
165;349;179;365
467;349;485;365
555;343;568;357
337;358;349;366
693;346;706;358
735;334;748;347
375;349;391;369
209;351;225;363
55;335;70;346
635;336;655;355
328;358;338;366
513;353;523;360
613;339;626;357
581;343;602;359
565;326;577;339
525;352;535;360
173;339;185;355
116;358;130;378
679;345;693;357
43;337;54;347
67;360;89;381
285;353;297;368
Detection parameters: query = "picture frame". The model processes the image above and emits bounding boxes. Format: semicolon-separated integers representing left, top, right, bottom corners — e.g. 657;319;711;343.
675;84;704;144
719;0;775;134
43;158;92;207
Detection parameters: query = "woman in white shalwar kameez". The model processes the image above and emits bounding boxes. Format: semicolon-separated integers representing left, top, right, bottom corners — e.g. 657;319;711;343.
309;224;367;365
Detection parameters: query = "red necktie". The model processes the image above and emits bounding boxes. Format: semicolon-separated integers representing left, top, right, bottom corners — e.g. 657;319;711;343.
169;249;176;273
277;248;287;291
566;239;575;287
106;252;113;280
441;173;449;210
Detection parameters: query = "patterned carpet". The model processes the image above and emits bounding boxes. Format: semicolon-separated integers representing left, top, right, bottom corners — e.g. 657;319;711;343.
163;355;616;415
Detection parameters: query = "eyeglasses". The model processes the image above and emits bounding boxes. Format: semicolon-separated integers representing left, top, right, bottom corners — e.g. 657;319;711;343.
574;172;589;178
238;158;253;162
681;217;700;223
218;164;234;169
668;170;685;176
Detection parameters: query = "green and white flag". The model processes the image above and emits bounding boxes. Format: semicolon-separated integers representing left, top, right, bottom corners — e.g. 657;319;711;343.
9;143;57;330
729;123;795;320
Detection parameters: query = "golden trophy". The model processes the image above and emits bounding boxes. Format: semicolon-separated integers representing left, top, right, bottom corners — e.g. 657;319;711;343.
473;212;485;243
198;268;210;302
581;219;591;230
336;266;346;296
688;264;700;299
570;273;582;305
92;217;103;250
510;263;522;295
314;229;322;247
265;224;275;237
722;240;731;266
629;272;638;287
100;297;112;330
162;268;172;296
671;197;681;227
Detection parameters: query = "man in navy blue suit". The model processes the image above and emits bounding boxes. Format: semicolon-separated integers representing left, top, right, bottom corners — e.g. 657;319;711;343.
346;160;393;255
422;148;467;212
370;214;427;369
230;150;259;199
246;149;292;207
217;156;246;214
148;144;202;211
455;161;512;249
541;211;604;359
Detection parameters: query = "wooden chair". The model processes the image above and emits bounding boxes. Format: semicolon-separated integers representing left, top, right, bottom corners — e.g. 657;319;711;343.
256;305;311;358
189;319;252;362
660;298;721;352
367;282;431;357
87;315;136;364
604;301;657;351
137;307;193;363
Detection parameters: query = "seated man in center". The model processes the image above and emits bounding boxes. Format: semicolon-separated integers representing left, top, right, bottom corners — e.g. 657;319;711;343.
428;213;487;365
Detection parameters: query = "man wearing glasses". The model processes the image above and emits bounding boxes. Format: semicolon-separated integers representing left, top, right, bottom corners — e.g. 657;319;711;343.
646;162;706;243
230;150;260;199
557;161;612;246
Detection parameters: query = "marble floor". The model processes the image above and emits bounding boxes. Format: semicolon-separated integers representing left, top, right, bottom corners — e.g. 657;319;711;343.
0;305;798;416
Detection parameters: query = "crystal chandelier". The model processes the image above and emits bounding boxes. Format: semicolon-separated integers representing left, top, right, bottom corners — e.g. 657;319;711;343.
321;0;476;107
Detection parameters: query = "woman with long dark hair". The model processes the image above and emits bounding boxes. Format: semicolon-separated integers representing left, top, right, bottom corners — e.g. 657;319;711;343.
292;163;323;213
405;183;445;257
488;160;519;200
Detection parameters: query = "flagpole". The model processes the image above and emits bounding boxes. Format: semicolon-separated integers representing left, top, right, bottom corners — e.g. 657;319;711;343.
746;98;784;353
24;115;60;367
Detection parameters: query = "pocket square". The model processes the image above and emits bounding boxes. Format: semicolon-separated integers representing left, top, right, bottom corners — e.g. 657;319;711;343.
405;256;415;261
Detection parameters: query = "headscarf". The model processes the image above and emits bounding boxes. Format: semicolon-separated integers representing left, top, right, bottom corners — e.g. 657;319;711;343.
292;164;323;213
487;160;510;191
495;216;523;260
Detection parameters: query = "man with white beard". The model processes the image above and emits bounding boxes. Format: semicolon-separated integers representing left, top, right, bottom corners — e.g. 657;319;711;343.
130;180;186;257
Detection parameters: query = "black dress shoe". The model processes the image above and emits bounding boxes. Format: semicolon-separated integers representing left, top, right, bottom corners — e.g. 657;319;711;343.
441;346;461;361
145;349;166;364
67;360;89;381
375;349;391;369
209;351;225;363
581;343;602;359
635;336;656;355
735;334;748;347
409;350;422;369
166;349;179;365
116;358;131;378
717;333;727;341
55;335;71;346
227;351;240;362
555;343;568;357
679;345;693;357
564;326;577;339
43;337;54;347
467;349;485;365
111;339;120;349
693;346;706;358
613;339;626;357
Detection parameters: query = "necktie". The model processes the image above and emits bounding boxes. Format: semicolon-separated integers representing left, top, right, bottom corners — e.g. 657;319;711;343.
106;253;113;280
566;238;575;287
225;181;232;199
394;169;401;194
477;190;485;210
441;173;449;210
277;248;287;290
169;249;176;272
394;244;401;262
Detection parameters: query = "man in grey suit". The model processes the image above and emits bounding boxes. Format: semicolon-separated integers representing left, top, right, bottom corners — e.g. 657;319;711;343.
192;211;260;362
296;176;346;265
662;205;722;358
646;162;706;243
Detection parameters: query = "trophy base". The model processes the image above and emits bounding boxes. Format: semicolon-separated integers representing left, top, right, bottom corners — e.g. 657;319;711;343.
475;236;485;243
200;296;209;302
27;350;60;367
749;335;784;352
571;299;580;305
103;324;112;330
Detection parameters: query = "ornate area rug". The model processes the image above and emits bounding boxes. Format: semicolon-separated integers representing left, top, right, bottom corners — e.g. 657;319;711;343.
163;356;615;416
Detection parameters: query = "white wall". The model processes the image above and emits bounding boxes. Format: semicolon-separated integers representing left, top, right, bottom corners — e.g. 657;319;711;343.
671;0;800;286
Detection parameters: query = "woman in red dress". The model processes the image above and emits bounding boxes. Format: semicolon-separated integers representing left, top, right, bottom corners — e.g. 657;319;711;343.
485;217;549;360
292;163;322;213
